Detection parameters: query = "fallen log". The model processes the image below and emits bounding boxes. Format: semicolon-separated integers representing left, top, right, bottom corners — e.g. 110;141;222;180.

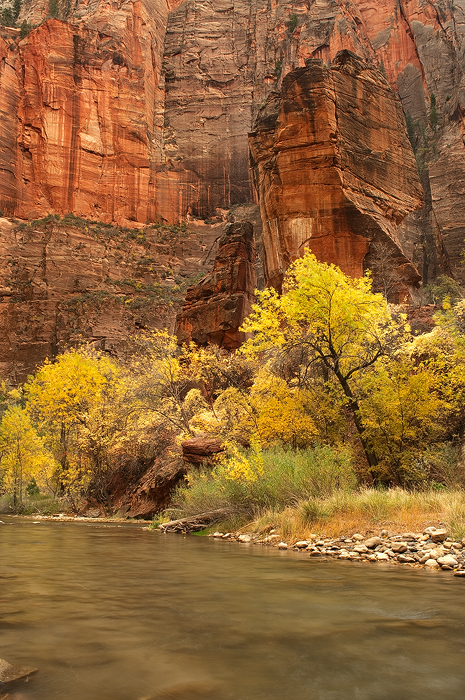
158;509;235;533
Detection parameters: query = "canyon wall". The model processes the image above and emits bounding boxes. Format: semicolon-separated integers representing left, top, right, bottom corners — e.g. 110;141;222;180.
176;220;256;349
0;215;221;383
156;0;465;284
0;0;463;277
0;0;464;378
249;51;423;294
0;0;169;226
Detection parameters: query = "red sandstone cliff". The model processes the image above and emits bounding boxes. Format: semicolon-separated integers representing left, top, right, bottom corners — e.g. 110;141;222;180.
0;215;221;383
0;0;463;378
176;220;257;349
156;0;465;282
249;52;423;296
0;0;462;280
0;0;169;226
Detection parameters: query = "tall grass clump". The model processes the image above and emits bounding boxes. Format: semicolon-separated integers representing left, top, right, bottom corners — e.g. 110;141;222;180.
296;487;465;539
171;444;356;518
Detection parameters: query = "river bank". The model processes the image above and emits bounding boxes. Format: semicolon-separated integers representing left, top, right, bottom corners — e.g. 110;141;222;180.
154;508;465;576
200;526;465;576
0;513;151;524
5;502;465;577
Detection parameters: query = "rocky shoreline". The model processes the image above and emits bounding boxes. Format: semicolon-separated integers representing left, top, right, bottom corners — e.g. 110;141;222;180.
7;514;465;577
208;527;465;577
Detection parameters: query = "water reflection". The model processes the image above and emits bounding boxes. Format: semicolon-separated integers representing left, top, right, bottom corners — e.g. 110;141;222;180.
0;518;464;700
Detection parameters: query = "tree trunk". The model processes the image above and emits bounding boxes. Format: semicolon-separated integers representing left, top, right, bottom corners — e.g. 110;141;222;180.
336;372;378;468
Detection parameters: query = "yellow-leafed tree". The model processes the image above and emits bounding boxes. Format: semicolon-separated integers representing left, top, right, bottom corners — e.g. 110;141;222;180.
0;406;55;506
241;251;398;469
24;350;124;501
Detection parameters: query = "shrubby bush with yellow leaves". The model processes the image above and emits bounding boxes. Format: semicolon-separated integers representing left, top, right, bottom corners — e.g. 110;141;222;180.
171;443;355;518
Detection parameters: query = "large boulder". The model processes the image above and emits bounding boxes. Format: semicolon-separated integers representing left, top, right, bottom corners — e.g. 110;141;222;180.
181;436;225;466
0;658;37;684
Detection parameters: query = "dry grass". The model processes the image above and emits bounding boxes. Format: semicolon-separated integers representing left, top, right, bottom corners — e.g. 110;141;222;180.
245;488;465;541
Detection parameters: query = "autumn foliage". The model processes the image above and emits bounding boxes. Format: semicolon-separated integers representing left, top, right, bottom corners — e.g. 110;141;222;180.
0;251;464;512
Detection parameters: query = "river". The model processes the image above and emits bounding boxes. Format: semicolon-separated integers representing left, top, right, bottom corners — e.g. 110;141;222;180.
0;516;464;699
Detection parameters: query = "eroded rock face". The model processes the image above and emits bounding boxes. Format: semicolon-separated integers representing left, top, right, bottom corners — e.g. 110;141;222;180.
0;0;169;225
0;0;463;284
0;217;221;383
112;454;187;520
181;436;225;466
249;52;422;295
176;221;256;349
156;0;465;282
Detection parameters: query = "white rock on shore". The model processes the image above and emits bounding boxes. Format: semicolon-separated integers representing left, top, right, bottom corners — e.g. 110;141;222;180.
437;555;458;569
238;534;251;543
391;542;408;553
430;528;449;543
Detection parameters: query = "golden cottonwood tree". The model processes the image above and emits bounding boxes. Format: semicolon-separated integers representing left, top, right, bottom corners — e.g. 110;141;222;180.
242;251;397;468
127;331;198;435
24;350;123;499
359;358;446;483
0;406;55;506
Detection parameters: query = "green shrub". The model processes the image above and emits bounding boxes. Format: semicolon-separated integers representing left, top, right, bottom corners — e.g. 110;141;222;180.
0;8;14;26
0;492;65;515
172;445;355;517
273;60;282;77
287;13;298;32
426;275;463;306
26;477;40;497
48;0;59;18
19;20;32;38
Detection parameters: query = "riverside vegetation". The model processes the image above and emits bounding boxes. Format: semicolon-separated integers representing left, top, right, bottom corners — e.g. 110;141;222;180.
1;252;465;564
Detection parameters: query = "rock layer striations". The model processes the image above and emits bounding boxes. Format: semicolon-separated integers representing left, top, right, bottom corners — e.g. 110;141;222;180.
0;0;169;225
249;52;423;295
0;0;464;278
0;0;465;370
176;221;256;349
0;216;221;383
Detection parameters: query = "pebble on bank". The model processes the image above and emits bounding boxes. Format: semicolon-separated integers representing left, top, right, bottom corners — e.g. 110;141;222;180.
209;527;465;577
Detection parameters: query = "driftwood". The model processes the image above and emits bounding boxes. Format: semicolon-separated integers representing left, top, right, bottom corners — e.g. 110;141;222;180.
158;508;234;533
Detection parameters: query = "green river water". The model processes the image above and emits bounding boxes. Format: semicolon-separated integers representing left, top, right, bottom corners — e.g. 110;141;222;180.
0;516;464;700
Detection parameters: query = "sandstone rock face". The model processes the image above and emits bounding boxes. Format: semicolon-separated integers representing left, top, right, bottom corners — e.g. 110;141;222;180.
176;221;256;349
0;0;169;225
155;0;257;222
181;436;225;466
249;52;423;294
0;216;221;383
113;453;187;519
0;0;464;283
155;0;465;284
0;0;465;385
